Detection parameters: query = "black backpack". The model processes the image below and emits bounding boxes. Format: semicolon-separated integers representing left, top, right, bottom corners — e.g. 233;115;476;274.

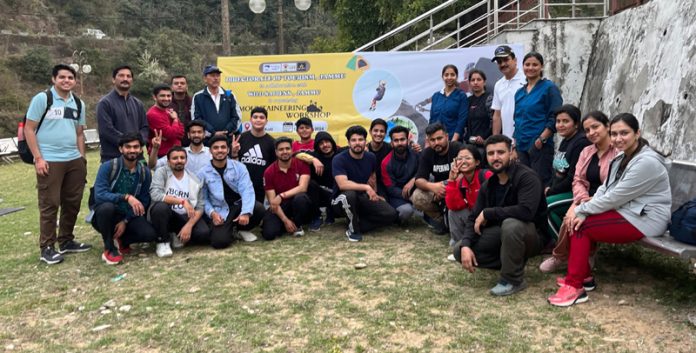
17;90;82;164
668;199;696;245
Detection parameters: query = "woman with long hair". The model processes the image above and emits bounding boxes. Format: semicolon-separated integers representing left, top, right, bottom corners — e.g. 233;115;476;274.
429;64;469;142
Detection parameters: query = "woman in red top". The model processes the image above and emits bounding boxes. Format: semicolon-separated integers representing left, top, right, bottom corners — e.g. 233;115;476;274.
445;144;493;260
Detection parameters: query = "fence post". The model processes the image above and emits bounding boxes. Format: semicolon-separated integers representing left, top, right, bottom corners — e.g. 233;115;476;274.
493;0;499;35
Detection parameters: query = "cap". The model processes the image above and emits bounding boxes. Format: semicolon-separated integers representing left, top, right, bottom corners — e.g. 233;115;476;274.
203;65;222;75
491;45;513;62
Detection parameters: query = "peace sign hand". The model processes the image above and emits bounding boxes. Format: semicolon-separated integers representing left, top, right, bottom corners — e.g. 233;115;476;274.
151;129;163;149
231;134;241;157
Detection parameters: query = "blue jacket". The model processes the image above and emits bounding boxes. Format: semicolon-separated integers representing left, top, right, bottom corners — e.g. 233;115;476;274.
197;158;255;220
513;79;563;151
94;157;151;221
429;88;469;137
191;86;241;136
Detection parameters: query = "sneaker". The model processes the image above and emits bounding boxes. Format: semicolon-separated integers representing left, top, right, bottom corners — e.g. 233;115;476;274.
101;250;123;265
239;231;258;242
84;209;95;223
556;276;596;292
490;280;527;296
539;256;566;273
156;242;173;258
324;214;335;225
171;233;184;249
292;227;305;237
309;217;322;232
423;215;448;235
58;240;92;254
447;253;457;262
346;230;363;242
548;284;589;307
40;247;64;265
115;238;131;255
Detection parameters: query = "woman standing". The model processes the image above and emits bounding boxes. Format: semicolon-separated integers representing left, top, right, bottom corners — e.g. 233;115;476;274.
539;111;618;272
429;64;469;142
513;52;563;186
463;69;493;155
548;113;671;307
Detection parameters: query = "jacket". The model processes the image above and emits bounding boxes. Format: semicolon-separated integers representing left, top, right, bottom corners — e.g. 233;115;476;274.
458;162;548;249
574;145;671;237
93;157;151;221
96;90;149;162
572;143;619;204
445;169;493;211
197;158;255;220
547;131;591;196
381;148;419;206
150;166;205;212
146;105;184;157
513;79;563;151
309;131;340;188
191;86;241;135
429;88;469;136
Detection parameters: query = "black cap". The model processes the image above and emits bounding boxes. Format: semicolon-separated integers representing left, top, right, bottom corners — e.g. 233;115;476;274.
491;45;513;62
203;65;222;75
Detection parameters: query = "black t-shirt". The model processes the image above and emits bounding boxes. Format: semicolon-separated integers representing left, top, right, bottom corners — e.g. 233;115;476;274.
238;131;275;202
464;91;493;141
331;150;377;196
586;153;602;197
215;164;241;206
368;142;392;195
415;141;461;182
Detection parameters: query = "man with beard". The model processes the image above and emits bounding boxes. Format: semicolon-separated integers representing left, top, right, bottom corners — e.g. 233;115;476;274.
295;131;344;231
331;125;398;242
381;126;420;223
367;119;391;196
491;45;525;139
191;65;241;142
170;75;192;146
231;107;275;204
92;133;159;265
97;65;149;162
261;137;313;240
453;135;548;296
149;146;209;253
150;121;211;174
146;84;184;158
412;123;461;234
198;135;265;247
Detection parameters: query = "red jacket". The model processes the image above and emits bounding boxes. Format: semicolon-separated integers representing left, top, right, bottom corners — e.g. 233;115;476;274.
147;105;184;157
445;168;493;211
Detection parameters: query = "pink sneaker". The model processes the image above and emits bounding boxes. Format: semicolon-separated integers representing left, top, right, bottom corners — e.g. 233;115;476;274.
539;256;566;273
556;276;596;291
548;284;588;307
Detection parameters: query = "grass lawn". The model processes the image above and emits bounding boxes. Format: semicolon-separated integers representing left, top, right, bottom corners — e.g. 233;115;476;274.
0;151;694;353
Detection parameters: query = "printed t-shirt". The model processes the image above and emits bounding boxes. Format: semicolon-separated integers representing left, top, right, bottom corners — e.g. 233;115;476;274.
415;141;461;183
165;173;190;215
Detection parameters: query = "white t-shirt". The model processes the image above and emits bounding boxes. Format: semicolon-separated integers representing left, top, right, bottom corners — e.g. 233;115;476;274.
165;173;191;215
491;70;526;138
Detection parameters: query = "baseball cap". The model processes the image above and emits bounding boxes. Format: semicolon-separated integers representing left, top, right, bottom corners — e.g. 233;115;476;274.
203;65;222;75
491;45;514;62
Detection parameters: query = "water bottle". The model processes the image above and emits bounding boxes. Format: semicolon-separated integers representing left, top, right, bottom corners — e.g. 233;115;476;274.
17;122;24;141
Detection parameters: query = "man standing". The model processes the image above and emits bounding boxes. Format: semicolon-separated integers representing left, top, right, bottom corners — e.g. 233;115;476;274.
146;84;184;158
490;45;525;139
191;65;241;141
24;64;91;264
412;123;461;234
261;137;313;240
198;135;265;247
453;135;548;296
170;75;192;146
381;126;419;223
149;146;209;251
367;118;391;196
97;65;149;162
331;126;398;242
231;107;275;204
92;133;160;265
292;117;314;153
150;120;211;174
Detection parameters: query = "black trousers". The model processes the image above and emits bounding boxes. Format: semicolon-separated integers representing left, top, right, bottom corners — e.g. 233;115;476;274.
208;201;265;249
331;190;398;234
262;193;313;240
308;180;333;219
92;202;159;252
149;202;210;244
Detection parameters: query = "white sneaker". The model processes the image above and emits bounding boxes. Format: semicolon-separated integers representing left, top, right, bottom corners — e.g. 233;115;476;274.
447;254;456;262
238;231;258;242
156;242;173;258
292;228;305;237
171;233;184;249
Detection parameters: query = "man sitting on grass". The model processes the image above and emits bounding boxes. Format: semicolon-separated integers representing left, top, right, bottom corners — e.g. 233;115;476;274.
91;133;160;265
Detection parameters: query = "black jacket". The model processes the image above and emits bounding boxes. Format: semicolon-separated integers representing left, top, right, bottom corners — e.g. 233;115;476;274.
458;162;549;248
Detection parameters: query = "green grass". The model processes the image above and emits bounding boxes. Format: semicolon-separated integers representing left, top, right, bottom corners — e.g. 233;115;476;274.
0;151;695;352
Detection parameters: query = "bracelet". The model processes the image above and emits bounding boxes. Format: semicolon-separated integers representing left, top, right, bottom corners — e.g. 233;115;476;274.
124;194;130;202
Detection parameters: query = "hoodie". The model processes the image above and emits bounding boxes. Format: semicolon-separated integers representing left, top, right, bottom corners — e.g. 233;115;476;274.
574;145;671;236
310;131;342;188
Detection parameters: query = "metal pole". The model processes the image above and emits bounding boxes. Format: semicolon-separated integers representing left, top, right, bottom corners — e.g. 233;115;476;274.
456;17;460;48
429;15;434;46
539;0;544;19
493;0;499;35
278;0;285;54
486;0;491;43
221;0;230;55
572;0;576;17
516;0;520;29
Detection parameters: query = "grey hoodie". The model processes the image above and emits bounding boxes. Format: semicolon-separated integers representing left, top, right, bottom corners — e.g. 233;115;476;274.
149;166;205;212
574;145;671;237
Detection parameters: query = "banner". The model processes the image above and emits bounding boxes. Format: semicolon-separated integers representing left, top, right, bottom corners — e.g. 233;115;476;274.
218;45;523;145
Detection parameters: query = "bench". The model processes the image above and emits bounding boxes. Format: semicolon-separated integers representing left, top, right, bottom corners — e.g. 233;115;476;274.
0;138;18;163
84;129;100;149
638;160;696;273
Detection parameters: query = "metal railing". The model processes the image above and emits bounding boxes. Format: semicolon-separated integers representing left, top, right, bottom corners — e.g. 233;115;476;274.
355;0;610;52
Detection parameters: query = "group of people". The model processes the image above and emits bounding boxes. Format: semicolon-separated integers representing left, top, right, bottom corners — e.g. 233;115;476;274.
24;45;672;308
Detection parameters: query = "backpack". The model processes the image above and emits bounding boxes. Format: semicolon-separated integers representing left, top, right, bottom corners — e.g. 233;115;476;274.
17;90;82;164
87;158;147;210
668;199;696;245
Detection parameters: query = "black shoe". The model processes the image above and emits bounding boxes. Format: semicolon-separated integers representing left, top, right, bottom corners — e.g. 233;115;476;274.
58;240;92;254
40;247;64;265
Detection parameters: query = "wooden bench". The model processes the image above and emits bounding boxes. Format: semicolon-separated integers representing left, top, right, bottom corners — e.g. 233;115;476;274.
0;138;18;163
638;160;696;273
